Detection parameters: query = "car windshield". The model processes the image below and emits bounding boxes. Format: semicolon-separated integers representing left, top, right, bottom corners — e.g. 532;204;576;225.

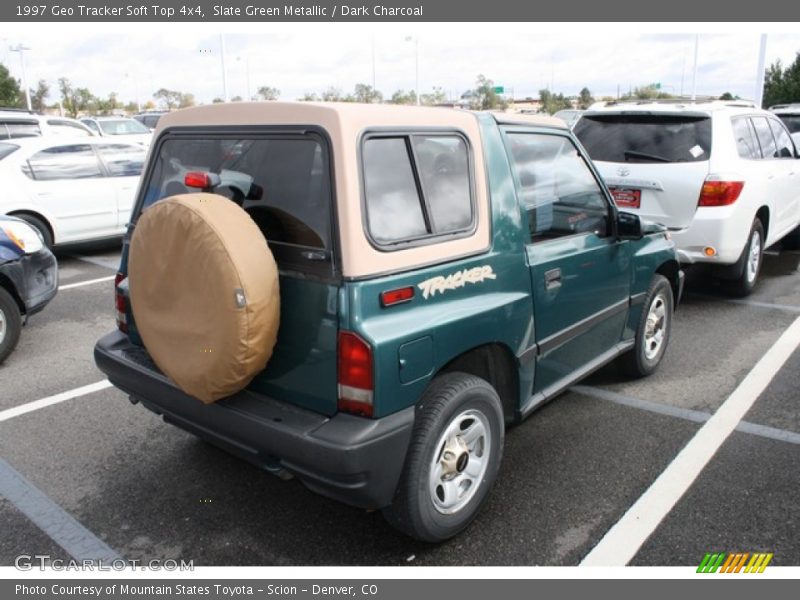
777;114;800;134
574;114;712;163
0;142;20;160
99;119;150;135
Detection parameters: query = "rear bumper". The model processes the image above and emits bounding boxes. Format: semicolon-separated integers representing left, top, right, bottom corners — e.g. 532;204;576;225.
94;330;414;509
670;206;751;265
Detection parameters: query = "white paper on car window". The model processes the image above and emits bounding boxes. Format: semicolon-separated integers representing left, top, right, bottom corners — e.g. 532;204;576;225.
689;145;705;158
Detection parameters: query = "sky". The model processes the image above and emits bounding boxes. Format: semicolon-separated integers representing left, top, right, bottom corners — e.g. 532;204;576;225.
1;23;799;107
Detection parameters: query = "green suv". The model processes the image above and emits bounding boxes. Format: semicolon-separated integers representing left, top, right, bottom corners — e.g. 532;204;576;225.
95;102;682;542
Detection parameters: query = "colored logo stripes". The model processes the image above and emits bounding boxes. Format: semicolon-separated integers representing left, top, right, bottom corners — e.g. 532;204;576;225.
697;552;773;573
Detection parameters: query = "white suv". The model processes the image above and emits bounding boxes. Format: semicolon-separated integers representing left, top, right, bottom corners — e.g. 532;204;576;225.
574;101;800;295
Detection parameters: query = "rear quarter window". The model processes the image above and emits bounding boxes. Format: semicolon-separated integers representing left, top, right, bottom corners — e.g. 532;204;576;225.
574;114;712;163
0;142;19;160
362;132;474;248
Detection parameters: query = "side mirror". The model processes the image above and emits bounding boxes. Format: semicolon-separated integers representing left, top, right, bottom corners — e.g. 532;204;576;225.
617;211;643;240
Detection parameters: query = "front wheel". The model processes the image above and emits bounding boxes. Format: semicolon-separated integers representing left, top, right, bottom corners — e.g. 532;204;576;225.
382;373;504;542
620;274;673;378
0;287;23;364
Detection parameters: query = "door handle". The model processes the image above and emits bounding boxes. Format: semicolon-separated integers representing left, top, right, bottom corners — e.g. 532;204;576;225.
544;268;562;290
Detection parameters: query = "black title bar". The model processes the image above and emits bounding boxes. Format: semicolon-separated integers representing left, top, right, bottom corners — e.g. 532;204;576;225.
2;0;800;21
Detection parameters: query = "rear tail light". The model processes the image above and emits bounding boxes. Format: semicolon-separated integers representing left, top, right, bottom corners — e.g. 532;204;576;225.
697;180;744;207
184;171;220;189
115;272;128;334
337;331;374;417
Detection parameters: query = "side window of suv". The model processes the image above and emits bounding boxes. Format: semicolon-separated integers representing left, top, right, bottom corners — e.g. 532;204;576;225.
506;132;611;242
767;119;796;158
751;117;779;159
732;117;760;159
22;144;104;181
362;133;474;246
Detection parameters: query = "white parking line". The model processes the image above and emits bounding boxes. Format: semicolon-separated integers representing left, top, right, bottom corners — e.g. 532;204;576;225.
71;254;120;270
581;316;800;566
58;275;116;290
0;380;112;424
0;458;123;562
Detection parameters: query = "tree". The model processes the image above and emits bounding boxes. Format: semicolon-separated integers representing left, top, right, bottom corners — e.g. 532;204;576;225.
58;78;93;118
420;86;447;106
0;63;23;108
763;52;800;108
390;89;417;105
212;97;225;104
153;88;182;110
231;95;243;102
93;91;120;115
178;93;195;108
622;84;673;101
469;75;507;110
257;86;280;101
299;92;320;102
353;83;382;104
321;87;344;102
30;80;49;112
124;101;139;114
577;87;594;109
538;88;572;114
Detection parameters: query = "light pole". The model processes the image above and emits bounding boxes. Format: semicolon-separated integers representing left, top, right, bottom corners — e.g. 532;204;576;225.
405;35;419;106
755;34;767;108
9;44;32;111
219;33;229;102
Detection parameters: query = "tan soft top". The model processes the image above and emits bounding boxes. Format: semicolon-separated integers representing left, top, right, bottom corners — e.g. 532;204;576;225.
155;102;492;278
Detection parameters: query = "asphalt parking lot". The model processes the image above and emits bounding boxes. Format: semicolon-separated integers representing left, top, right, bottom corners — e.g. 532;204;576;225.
1;244;799;567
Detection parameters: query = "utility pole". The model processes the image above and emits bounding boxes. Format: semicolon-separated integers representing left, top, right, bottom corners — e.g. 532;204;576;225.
405;36;419;106
9;44;32;111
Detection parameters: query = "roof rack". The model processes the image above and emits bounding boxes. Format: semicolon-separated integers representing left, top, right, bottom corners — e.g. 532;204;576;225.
770;103;800;109
0;107;37;114
591;97;756;109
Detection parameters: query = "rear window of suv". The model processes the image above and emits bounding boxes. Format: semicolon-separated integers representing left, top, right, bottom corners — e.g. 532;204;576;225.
776;114;800;134
574;114;712;163
140;133;334;275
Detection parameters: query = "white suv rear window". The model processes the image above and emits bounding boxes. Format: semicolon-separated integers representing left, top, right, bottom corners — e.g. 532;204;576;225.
574;114;712;163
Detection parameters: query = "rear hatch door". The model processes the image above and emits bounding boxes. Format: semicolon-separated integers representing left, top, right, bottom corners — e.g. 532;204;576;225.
574;112;711;229
124;130;340;416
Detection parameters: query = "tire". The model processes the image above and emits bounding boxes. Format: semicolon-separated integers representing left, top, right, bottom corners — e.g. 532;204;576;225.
382;372;504;542
13;214;53;249
620;274;673;378
725;219;764;298
0;287;23;364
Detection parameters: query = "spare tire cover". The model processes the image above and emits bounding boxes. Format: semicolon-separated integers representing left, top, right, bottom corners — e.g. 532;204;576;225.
128;193;280;404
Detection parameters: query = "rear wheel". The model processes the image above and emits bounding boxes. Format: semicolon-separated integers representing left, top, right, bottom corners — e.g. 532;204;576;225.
0;287;23;364
620;274;673;378
725;219;764;297
12;214;53;249
382;373;504;542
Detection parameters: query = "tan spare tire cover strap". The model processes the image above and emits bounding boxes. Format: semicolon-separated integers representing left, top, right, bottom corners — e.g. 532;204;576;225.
128;193;280;404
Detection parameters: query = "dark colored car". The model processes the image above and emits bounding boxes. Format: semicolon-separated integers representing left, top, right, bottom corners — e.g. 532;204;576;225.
0;215;58;362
